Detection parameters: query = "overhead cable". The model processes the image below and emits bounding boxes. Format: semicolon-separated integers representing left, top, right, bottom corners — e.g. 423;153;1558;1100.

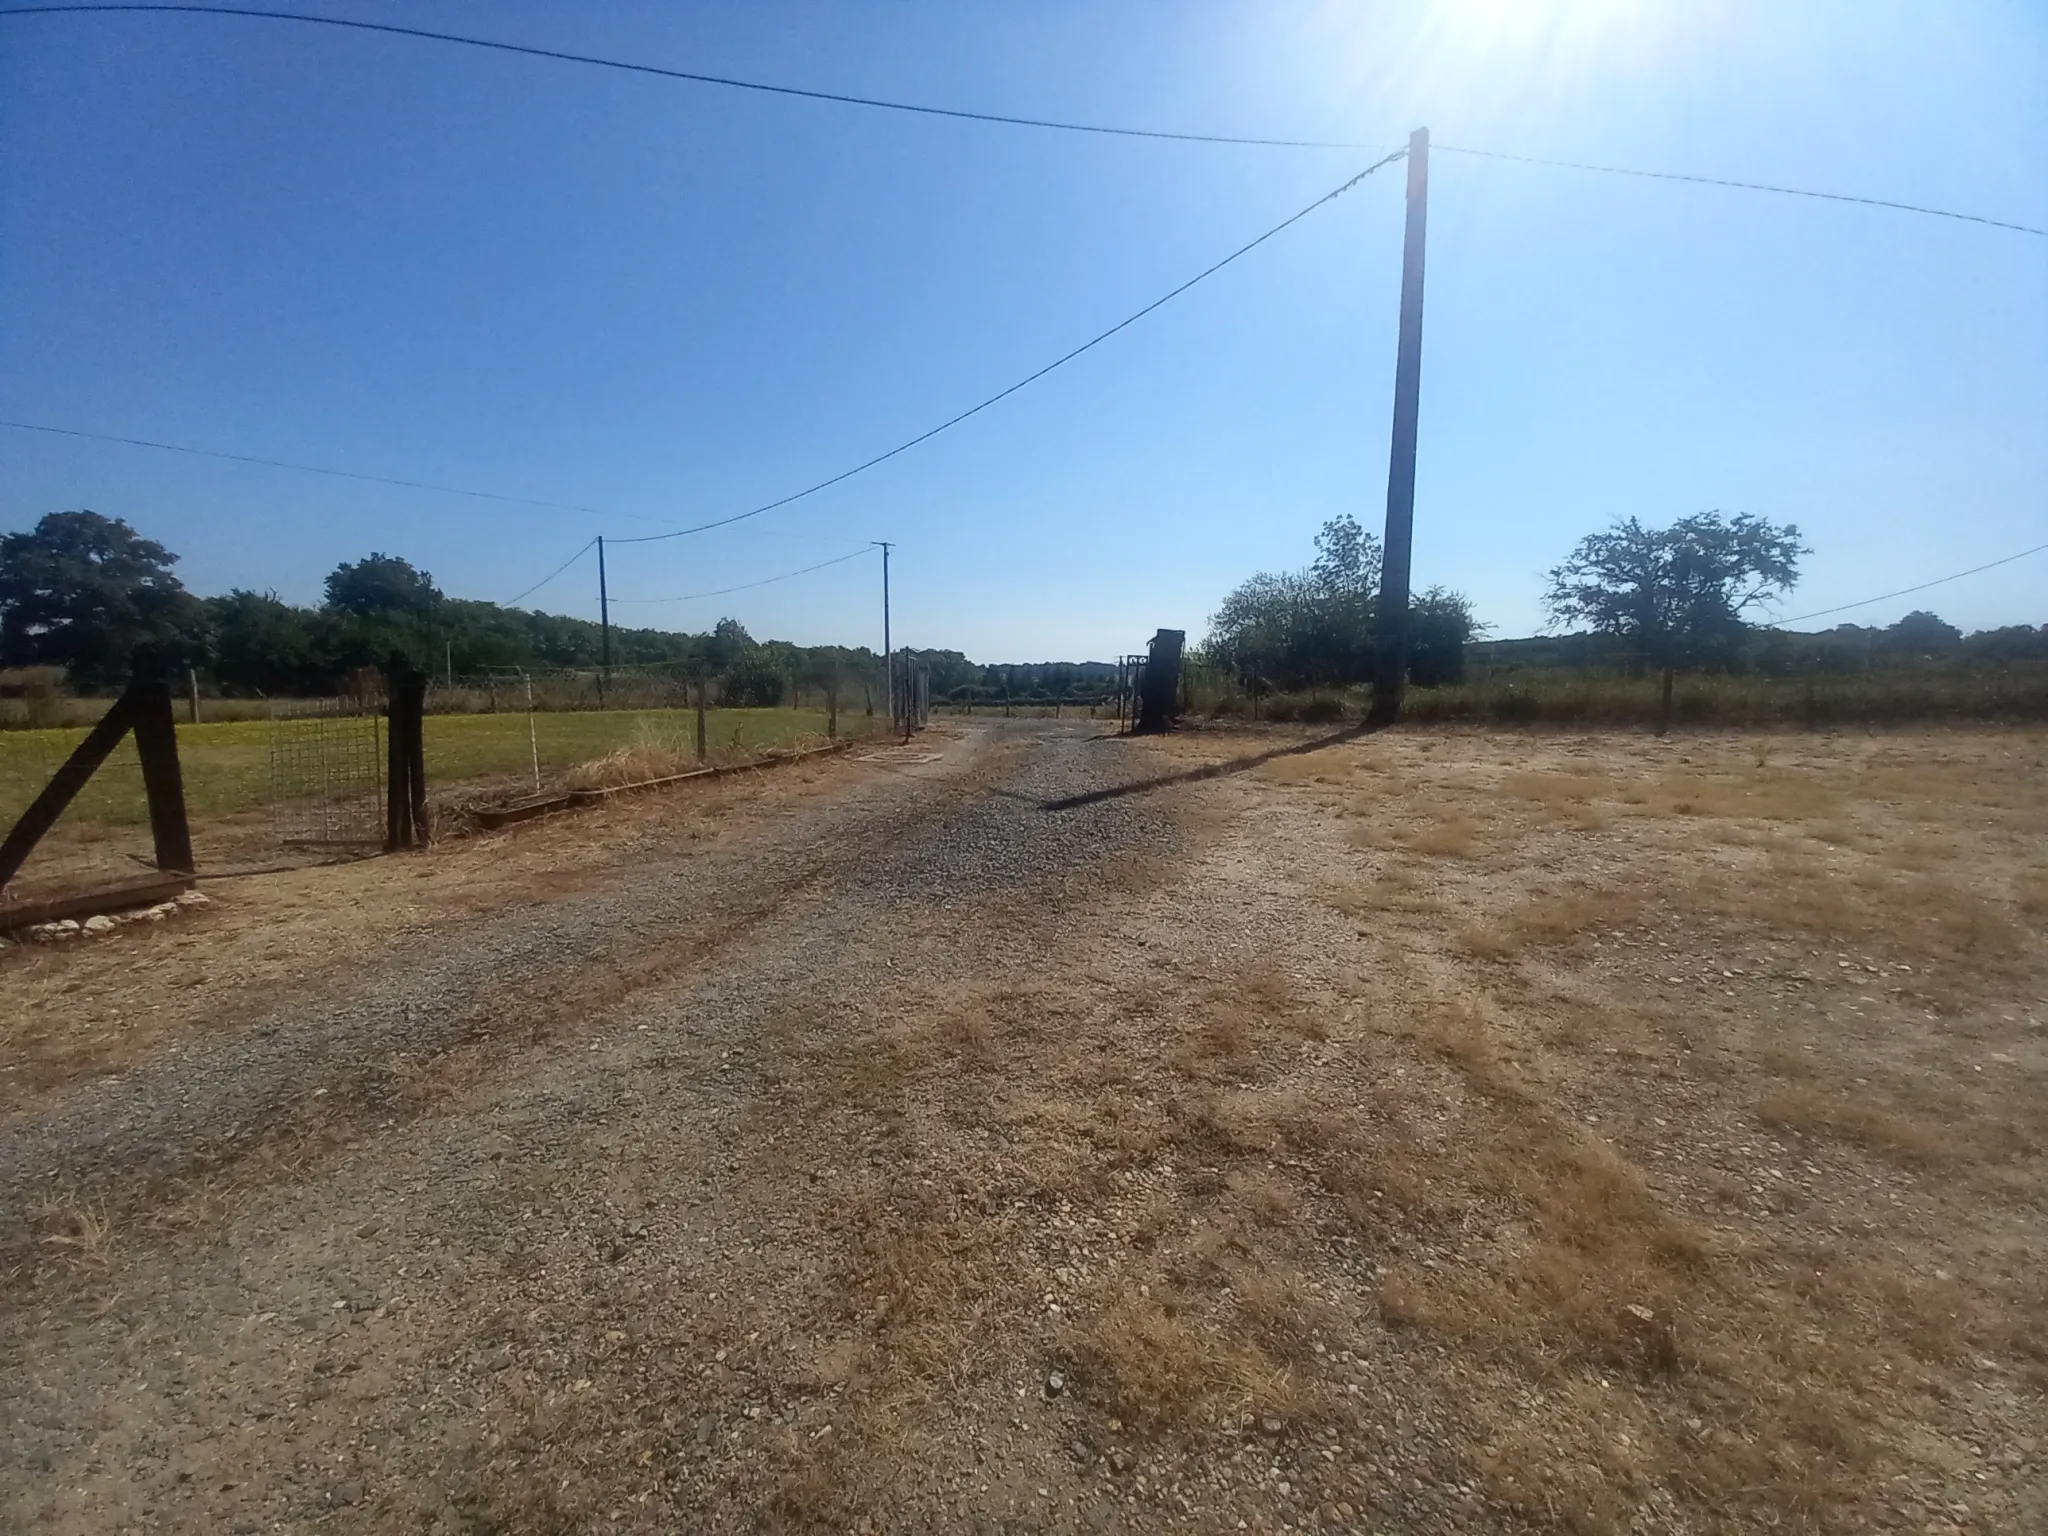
608;150;1408;546
607;546;874;603
0;4;1364;147
0;419;671;525
504;537;594;605
5;7;2039;235
1771;540;2048;626
1432;144;2047;239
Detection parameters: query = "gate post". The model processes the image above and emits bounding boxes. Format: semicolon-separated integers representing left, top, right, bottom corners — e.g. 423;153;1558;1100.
384;652;428;850
131;659;195;874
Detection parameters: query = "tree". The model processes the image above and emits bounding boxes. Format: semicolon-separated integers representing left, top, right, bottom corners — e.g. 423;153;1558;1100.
1408;586;1478;687
1545;512;1806;733
1207;516;1413;693
1309;514;1382;598
324;553;442;617
1882;610;1962;657
0;510;202;683
204;589;318;694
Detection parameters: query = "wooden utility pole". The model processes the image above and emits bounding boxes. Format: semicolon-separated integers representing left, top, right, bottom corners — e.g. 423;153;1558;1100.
596;534;612;707
1370;127;1430;726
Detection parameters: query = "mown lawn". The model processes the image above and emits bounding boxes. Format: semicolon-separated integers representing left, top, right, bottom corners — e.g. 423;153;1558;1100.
0;708;841;827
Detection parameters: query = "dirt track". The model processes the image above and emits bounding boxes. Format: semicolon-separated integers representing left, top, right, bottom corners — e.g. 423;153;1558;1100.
2;720;2044;1534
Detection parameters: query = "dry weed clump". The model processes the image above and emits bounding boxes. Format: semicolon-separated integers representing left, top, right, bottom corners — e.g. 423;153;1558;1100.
35;1200;116;1270
561;737;700;790
1067;1293;1320;1433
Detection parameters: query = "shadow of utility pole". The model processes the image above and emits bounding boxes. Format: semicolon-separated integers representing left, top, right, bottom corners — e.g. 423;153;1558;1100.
1039;720;1392;813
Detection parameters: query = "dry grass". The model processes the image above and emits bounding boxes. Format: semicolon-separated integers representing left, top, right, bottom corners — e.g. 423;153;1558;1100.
1411;811;1481;857
1463;886;1645;958
1143;723;2048;1533
34;1200;116;1271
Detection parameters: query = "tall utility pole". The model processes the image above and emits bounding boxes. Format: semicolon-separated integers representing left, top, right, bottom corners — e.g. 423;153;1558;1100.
1370;127;1430;726
596;534;612;706
876;541;894;734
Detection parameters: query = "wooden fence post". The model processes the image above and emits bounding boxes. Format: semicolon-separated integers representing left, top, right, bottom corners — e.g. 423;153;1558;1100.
405;668;428;840
131;673;194;873
385;652;428;850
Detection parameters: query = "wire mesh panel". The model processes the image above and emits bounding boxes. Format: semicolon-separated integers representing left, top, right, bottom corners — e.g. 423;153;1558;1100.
269;696;384;847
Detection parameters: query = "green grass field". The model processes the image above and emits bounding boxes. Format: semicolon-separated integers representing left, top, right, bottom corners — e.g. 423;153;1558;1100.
0;707;845;827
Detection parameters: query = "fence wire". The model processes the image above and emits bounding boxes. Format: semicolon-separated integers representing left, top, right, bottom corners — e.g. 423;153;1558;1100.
269;696;384;846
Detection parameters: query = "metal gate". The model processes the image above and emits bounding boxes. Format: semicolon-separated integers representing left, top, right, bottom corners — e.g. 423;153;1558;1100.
269;694;385;848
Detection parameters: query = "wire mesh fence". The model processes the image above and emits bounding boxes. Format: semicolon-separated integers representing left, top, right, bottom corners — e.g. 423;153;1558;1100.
269;695;385;847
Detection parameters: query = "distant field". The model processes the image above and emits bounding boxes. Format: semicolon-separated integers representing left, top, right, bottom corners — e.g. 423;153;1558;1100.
0;707;842;828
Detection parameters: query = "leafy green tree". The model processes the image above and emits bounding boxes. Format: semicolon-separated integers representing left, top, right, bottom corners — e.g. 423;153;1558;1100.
1309;513;1382;598
204;590;319;694
1545;512;1806;733
0;510;203;683
1961;624;2048;663
323;553;442;617
1408;586;1478;687
1205;515;1439;694
1882;610;1962;656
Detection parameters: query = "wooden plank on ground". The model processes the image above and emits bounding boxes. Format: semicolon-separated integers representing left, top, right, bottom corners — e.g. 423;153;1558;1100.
0;874;195;933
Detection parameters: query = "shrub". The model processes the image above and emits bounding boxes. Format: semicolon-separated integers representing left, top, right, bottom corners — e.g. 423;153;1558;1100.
1300;696;1346;723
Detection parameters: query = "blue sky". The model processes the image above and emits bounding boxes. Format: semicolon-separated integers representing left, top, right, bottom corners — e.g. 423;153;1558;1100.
2;0;2043;661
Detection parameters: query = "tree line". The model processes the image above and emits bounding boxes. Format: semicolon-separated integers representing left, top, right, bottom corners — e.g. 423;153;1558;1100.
1202;508;2042;732
0;511;882;705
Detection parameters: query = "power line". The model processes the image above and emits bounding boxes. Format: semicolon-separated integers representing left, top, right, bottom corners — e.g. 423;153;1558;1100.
1772;540;2048;626
6;6;2040;237
504;538;594;606
0;419;674;525
607;546;874;603
1434;144;2048;239
0;4;1364;148
609;150;1408;546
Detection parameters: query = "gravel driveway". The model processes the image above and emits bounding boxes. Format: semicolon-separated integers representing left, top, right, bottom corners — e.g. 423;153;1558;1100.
2;719;1242;1534
18;721;2020;1534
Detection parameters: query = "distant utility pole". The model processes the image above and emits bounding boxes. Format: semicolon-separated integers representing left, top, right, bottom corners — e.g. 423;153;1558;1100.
1370;126;1430;726
876;540;894;733
597;534;612;706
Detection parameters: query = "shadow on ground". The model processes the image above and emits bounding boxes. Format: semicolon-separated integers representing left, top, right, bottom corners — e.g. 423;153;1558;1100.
1040;721;1388;812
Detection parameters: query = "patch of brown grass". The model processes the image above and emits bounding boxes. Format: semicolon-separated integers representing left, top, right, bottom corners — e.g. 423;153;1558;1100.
1638;768;1842;823
1758;1084;2035;1168
1500;769;1613;806
1686;854;2029;967
1325;864;1445;920
35;1199;116;1271
1067;1295;1319;1431
1411;812;1480;857
1463;887;1645;957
